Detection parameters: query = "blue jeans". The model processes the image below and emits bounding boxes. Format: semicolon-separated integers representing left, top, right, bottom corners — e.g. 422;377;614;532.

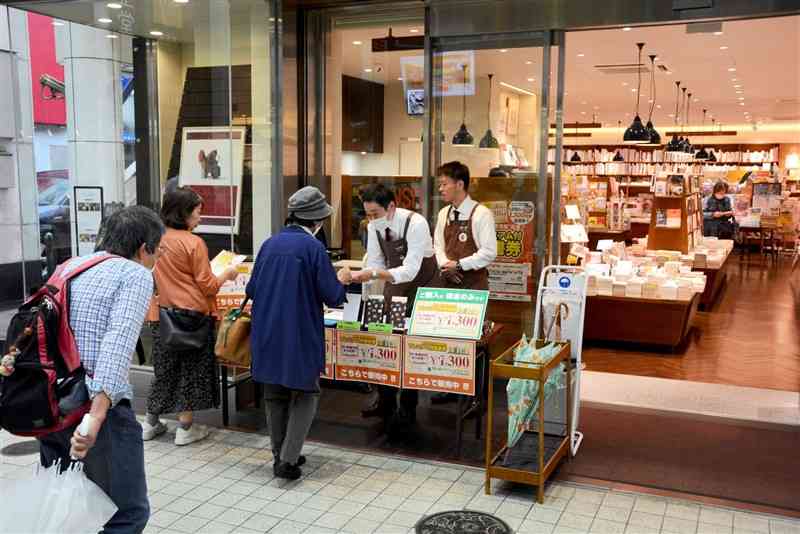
38;400;150;534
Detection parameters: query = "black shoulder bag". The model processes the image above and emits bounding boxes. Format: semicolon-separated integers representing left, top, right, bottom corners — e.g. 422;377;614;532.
159;307;212;352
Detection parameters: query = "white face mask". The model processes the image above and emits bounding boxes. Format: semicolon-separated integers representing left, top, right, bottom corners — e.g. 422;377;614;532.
371;216;389;233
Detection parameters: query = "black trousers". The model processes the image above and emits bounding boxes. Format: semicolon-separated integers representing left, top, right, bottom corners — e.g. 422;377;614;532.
377;386;418;418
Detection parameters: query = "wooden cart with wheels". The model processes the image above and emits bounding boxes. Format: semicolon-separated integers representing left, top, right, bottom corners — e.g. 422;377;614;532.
484;340;572;503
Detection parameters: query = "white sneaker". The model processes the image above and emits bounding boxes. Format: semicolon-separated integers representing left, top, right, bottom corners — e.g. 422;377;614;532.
141;420;167;441
174;424;210;446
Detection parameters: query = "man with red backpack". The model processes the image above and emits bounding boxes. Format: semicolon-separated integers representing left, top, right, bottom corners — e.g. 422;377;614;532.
29;206;163;533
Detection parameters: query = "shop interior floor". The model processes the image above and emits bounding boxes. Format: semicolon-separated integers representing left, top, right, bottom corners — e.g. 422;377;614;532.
3;424;799;534
582;253;800;392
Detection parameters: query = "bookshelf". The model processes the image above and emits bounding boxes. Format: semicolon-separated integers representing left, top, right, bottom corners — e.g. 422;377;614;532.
647;175;703;253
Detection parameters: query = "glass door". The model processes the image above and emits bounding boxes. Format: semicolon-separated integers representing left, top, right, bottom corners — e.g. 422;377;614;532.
426;31;564;336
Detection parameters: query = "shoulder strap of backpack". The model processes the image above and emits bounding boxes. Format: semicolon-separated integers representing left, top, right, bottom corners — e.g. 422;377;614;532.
61;254;119;282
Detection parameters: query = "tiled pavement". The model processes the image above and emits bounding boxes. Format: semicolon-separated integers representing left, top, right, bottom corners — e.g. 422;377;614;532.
2;424;799;534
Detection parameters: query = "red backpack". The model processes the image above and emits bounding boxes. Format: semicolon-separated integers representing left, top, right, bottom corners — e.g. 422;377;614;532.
0;254;116;436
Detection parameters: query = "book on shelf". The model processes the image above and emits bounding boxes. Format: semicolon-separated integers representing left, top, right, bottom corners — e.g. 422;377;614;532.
666;209;681;228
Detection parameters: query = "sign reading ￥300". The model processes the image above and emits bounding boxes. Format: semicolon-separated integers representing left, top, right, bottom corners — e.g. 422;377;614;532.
335;331;403;387
403;336;476;396
408;288;489;340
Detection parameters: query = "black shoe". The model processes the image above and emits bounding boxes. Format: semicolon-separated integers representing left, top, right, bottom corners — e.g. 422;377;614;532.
274;455;306;472
430;392;457;405
274;461;302;480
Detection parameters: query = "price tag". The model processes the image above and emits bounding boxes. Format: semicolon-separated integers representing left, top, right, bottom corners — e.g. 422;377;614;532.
335;331;403;387
336;321;362;331
367;323;393;333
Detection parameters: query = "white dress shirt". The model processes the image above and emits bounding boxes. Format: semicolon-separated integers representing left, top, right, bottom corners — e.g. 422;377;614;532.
365;207;435;285
434;195;497;271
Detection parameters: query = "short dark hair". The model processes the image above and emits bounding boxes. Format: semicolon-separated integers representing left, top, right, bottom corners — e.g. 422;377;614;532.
285;214;319;228
713;182;728;194
359;183;396;209
95;206;164;259
161;187;204;230
437;161;470;191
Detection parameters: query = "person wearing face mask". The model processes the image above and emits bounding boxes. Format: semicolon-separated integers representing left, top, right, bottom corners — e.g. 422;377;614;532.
703;181;736;239
345;183;439;434
246;186;349;480
143;187;239;447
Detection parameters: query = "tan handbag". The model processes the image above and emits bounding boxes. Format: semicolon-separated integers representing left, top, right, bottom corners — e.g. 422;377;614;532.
215;298;251;368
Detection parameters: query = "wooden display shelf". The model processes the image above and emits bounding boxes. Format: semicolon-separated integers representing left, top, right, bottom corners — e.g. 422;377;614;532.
485;340;572;503
587;228;630;250
584;293;700;349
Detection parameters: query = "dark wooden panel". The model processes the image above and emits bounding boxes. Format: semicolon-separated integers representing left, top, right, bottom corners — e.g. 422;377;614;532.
342;75;384;153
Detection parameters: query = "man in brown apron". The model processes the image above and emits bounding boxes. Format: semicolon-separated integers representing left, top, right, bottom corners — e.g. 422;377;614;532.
432;161;497;403
348;183;439;435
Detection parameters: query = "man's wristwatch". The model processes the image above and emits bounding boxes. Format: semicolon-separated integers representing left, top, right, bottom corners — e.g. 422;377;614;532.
456;260;464;273
371;269;379;280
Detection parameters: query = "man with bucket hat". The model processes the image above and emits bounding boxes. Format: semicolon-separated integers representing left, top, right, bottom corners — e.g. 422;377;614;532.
246;186;349;480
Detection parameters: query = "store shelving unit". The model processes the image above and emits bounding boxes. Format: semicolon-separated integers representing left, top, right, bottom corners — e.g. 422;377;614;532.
647;177;703;253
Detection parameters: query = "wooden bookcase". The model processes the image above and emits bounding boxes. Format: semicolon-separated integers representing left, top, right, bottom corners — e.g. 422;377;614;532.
647;186;703;253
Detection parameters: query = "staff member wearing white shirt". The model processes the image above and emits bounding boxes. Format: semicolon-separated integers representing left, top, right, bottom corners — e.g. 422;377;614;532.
434;161;497;291
347;183;439;435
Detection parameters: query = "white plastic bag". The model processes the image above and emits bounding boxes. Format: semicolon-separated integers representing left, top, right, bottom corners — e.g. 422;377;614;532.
0;460;118;534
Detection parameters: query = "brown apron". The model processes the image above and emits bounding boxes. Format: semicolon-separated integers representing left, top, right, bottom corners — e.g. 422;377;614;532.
442;205;489;290
377;213;440;315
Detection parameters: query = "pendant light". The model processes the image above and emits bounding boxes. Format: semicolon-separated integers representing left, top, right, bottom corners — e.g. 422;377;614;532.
479;74;499;148
452;64;474;145
694;108;710;160
623;42;650;144
613;150;625;161
639;54;661;146
707;118;718;161
682;91;693;153
666;81;682;152
570;151;582;162
676;87;690;153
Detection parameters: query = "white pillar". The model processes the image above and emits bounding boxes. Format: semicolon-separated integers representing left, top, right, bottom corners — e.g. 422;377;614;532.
249;1;272;250
0;7;39;297
54;20;132;254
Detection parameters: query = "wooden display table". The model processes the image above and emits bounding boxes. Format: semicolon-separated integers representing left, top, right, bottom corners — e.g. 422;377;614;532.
587;229;630;251
485;340;572;503
584;293;700;349
693;251;731;311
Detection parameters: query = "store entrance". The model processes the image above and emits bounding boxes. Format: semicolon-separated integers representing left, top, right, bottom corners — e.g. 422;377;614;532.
557;16;800;397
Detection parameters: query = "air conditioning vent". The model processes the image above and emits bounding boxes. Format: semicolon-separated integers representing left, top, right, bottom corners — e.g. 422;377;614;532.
594;63;651;75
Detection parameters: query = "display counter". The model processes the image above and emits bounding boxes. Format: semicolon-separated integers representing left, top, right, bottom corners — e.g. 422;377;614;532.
584;293;700;349
692;248;731;310
587;228;630;250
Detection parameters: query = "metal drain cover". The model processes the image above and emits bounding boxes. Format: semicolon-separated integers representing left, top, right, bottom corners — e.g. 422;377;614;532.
415;510;512;534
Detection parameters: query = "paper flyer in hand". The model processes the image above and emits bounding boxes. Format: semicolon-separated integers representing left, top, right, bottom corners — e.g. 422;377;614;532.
211;250;247;277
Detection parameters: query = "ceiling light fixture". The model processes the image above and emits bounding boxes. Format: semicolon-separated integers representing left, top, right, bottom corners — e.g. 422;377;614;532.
623;43;649;144
695;109;710;160
714;31;723;36
106;34;118;39
352;41;362;45
666;81;683;152
479;74;499;149
720;46;728;50
577;53;585;57
409;28;419;33
613;150;625;162
679;89;693;153
150;30;163;36
728;67;736;72
525;61;532;65
174;0;189;3
640;53;662;147
452;64;474;146
107;2;122;8
527;78;535;82
363;68;372;73
499;81;535;96
623;27;632;32
500;49;508;53
98;17;112;23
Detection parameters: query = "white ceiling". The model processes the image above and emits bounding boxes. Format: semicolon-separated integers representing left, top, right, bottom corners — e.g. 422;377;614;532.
339;15;800;131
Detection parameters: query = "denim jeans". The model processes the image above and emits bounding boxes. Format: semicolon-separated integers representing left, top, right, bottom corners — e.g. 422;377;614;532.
38;400;150;534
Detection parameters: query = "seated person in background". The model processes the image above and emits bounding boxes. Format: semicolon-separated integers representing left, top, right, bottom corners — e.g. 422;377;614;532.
703;181;735;239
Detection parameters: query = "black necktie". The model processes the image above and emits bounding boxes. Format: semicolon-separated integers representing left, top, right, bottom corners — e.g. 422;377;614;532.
453;209;460;222
385;227;392;242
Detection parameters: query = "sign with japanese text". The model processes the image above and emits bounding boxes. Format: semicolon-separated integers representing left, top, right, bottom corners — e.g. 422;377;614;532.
403;336;476;396
408;288;489;340
335;331;403;387
215;263;252;314
485;200;535;301
323;328;335;379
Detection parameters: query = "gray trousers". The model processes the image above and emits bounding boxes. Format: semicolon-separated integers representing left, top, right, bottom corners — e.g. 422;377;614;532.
263;380;320;465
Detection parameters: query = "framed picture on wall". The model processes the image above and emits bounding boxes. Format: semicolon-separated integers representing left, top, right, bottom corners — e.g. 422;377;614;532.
179;126;246;235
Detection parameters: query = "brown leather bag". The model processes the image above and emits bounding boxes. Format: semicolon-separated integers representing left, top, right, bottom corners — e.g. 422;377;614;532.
215;299;251;368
